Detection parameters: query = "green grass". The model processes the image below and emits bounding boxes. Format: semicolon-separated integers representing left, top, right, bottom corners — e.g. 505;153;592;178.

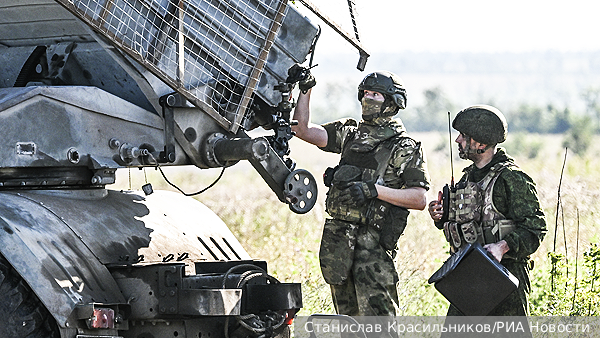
113;132;600;316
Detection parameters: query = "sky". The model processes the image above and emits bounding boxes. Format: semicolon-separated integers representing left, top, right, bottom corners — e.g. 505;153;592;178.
289;0;600;117
294;0;600;54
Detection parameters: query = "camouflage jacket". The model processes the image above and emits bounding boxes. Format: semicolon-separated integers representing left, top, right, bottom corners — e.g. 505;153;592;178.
319;118;430;226
458;148;547;262
320;118;430;188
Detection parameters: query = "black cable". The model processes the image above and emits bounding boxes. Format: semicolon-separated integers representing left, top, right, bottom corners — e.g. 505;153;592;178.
221;263;267;289
146;150;225;196
157;165;225;196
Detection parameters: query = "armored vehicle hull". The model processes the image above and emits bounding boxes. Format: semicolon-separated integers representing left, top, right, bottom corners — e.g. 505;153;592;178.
0;189;300;337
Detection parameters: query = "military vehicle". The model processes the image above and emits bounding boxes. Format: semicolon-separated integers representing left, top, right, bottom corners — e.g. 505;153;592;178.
0;0;332;337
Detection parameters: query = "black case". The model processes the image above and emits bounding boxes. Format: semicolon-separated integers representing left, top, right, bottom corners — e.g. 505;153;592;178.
428;242;519;316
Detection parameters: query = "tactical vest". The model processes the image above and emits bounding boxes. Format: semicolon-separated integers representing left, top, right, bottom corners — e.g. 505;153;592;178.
325;131;406;229
444;161;517;253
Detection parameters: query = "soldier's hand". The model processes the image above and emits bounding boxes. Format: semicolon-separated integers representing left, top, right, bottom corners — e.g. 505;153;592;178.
286;64;316;94
298;71;316;94
286;64;304;82
484;240;510;262
337;181;378;205
428;191;444;221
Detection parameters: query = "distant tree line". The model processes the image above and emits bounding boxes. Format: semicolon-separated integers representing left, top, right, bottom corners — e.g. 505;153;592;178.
400;87;600;156
401;87;599;133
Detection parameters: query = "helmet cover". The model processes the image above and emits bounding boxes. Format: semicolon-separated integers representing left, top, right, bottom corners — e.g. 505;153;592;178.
358;71;407;116
452;105;508;144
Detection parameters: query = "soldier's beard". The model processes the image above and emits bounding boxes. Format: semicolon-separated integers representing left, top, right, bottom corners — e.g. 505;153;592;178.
458;143;476;160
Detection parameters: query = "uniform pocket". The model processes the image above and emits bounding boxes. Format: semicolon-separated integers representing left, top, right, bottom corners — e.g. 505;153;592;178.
319;219;358;285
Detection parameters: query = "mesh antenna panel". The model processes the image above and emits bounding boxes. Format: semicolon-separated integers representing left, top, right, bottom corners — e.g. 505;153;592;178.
55;0;306;133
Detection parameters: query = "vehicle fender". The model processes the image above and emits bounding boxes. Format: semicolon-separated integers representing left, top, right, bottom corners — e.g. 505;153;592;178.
0;189;250;327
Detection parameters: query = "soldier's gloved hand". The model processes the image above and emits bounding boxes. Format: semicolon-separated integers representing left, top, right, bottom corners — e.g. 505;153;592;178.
337;181;378;205
298;70;316;94
286;64;316;94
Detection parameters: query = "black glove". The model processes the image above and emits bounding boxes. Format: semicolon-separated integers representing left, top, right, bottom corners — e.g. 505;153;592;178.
298;71;316;94
286;64;316;94
337;181;378;205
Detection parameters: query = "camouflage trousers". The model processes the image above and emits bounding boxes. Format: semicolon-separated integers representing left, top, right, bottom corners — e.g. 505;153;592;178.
326;219;399;316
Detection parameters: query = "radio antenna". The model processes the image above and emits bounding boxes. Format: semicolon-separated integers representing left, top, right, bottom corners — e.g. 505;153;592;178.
437;112;455;226
447;111;455;188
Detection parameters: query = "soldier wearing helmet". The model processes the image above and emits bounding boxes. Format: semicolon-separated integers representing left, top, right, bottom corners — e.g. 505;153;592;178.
428;105;546;317
357;71;407;119
291;67;430;317
453;105;508;160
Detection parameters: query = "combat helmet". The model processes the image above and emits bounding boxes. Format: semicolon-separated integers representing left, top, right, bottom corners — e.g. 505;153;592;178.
357;71;407;117
452;105;508;145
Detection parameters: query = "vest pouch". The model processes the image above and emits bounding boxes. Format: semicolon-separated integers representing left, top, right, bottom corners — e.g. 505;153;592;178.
495;219;517;240
325;187;366;224
324;164;370;224
319;219;358;285
332;165;362;187
445;221;462;249
442;222;452;244
323;165;338;187
378;205;409;250
454;182;481;223
460;221;481;244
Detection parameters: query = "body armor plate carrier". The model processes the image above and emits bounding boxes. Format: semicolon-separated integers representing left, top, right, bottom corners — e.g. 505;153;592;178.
443;161;516;253
324;127;416;250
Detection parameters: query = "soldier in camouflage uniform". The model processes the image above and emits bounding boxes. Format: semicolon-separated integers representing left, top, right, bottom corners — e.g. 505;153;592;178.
291;69;430;316
428;105;547;316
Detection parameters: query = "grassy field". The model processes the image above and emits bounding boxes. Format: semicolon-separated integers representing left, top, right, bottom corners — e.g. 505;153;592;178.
113;131;600;316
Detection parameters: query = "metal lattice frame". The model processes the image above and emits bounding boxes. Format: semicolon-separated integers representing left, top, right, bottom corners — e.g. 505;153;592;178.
54;0;288;133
